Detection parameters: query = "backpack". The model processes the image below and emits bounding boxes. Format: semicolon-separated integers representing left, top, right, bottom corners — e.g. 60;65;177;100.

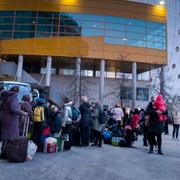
98;109;108;124
33;106;45;122
71;107;81;121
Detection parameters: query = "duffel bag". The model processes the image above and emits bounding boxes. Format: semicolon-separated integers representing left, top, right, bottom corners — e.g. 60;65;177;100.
111;137;121;146
103;130;112;139
44;137;58;153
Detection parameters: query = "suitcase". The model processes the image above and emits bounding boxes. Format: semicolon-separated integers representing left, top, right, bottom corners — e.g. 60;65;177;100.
5;116;29;163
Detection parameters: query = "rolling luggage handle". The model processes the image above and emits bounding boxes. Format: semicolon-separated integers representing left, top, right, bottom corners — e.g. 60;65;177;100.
22;115;30;137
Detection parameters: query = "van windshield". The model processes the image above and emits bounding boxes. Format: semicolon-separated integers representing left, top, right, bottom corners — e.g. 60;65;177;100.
4;83;31;101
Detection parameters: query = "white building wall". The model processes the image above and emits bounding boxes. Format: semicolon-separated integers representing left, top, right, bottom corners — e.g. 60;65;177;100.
31;74;150;108
130;0;180;96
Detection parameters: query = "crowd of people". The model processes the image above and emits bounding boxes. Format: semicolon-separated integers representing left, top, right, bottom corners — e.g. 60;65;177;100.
0;86;179;161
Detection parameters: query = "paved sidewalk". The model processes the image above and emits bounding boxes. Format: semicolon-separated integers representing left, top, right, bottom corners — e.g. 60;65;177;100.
0;127;180;180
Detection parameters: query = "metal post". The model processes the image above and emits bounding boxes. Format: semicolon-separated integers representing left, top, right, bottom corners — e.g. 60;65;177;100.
132;62;137;110
75;57;81;107
16;55;23;82
99;59;105;106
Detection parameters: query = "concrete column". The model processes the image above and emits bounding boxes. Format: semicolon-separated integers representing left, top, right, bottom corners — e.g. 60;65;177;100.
75;57;81;107
16;55;23;82
160;65;165;96
99;59;105;106
132;62;137;110
45;56;52;87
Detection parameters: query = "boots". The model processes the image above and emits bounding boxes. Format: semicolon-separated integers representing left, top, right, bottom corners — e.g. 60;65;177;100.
158;147;163;155
98;141;102;147
148;145;153;153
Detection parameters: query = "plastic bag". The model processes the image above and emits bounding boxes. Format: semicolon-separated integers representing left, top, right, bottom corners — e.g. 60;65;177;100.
44;137;58;153
27;140;37;160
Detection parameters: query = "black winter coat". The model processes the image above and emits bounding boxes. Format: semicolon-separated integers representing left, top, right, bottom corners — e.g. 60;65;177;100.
50;111;61;134
146;101;166;134
79;102;92;128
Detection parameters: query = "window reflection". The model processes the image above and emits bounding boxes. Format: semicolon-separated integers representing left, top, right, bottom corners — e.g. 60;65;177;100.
0;10;166;50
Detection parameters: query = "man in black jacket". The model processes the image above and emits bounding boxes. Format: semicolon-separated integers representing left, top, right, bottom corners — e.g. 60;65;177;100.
146;97;167;155
79;96;92;147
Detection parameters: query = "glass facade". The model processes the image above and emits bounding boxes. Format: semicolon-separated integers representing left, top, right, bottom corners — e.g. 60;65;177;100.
121;87;149;101
0;10;166;50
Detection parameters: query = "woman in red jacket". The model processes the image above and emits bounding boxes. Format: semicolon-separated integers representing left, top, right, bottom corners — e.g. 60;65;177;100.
130;108;140;140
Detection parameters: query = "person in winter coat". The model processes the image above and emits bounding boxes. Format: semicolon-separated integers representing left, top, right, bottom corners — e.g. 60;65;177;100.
0;86;27;159
20;94;33;136
91;102;103;147
123;107;131;127
50;105;61;135
172;109;180;140
130;109;140;130
32;97;48;152
21;94;33;115
112;103;124;126
130;108;140;140
79;96;92;146
146;96;167;155
62;97;73;150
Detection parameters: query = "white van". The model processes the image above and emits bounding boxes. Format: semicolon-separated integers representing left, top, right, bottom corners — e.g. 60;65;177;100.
0;81;31;101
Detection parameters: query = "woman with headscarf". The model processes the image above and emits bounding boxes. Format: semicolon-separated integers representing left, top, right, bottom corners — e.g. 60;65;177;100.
0;86;27;159
20;94;33;136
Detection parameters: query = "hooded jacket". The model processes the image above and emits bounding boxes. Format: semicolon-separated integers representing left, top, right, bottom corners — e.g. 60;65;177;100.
62;101;73;127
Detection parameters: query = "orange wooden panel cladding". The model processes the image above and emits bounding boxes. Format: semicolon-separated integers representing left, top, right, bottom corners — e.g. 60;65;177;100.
0;37;167;65
0;0;166;23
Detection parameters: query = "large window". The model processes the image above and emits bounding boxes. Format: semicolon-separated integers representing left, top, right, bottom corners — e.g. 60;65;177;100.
0;10;166;50
121;87;149;101
137;88;149;101
121;87;133;100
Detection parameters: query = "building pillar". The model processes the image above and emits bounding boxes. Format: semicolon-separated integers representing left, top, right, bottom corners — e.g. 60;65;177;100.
132;62;137;110
160;65;165;97
16;55;23;82
75;57;81;107
99;59;105;106
45;56;52;96
45;56;52;87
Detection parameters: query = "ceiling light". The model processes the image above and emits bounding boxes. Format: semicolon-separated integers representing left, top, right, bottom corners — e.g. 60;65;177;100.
159;0;165;5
